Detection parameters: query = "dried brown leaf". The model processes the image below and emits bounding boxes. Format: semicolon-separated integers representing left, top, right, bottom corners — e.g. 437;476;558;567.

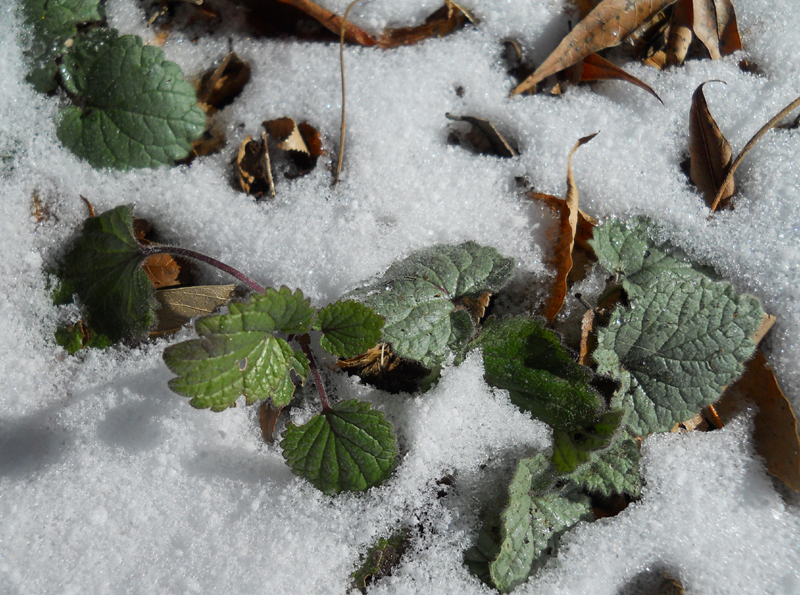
511;0;678;96
338;343;429;394
445;114;519;157
578;307;597;366
378;1;475;48
452;291;492;321
151;285;237;336
715;350;800;491
142;253;181;289
237;132;275;198
692;0;742;60
690;82;734;209
196;52;251;112
259;400;283;443
274;0;378;46
264;118;322;172
666;0;693;66
580;52;663;103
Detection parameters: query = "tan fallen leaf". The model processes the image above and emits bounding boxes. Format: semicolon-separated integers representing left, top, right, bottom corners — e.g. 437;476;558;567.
665;0;693;66
378;0;475;48
580;53;663;103
714;350;800;491
530;133;598;320
142;253;181;289
711;92;800;211
689;82;734;209
237;132;275;198
445;114;519;157
274;0;378;46
692;0;742;60
196;52;251;113
512;0;678;96
152;285;238;336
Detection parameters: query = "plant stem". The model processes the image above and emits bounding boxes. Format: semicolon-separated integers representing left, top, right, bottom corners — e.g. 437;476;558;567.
141;243;265;293
301;342;332;412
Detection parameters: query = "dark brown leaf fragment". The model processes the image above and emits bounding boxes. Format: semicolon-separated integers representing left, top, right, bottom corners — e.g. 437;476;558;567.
196;52;251;113
689;82;733;209
445;114;519;157
378;1;475;48
237;132;275;198
338;343;429;394
259;400;283;443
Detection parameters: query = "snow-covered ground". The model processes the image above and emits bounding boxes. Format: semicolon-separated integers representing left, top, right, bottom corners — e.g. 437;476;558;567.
1;0;799;593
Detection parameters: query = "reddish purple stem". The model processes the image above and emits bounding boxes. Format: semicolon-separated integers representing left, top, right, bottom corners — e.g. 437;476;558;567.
300;342;331;412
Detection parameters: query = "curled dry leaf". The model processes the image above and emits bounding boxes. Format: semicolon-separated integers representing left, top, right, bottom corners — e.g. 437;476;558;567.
689;82;734;209
692;0;742;60
274;0;378;46
666;0;694;67
196;52;251;113
711;93;800;211
529;133;598;320
338;343;429;394
237;132;275;198
264;118;323;172
377;0;475;48
151;284;238;336
512;0;678;96
714;350;800;491
445;114;519;157
580;53;663;103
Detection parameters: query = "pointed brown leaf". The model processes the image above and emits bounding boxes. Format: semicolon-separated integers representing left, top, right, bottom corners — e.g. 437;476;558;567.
714;351;800;491
445;114;519;157
692;0;742;60
710;93;800;211
142;253;181;289
151;285;237;336
511;0;678;96
581;53;663;103
689;82;734;209
666;0;694;67
377;1;475;48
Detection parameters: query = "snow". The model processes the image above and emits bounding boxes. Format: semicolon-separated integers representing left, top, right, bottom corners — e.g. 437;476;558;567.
1;0;799;593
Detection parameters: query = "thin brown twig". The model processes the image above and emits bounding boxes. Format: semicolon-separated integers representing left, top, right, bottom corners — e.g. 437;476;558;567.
334;0;362;185
711;93;800;212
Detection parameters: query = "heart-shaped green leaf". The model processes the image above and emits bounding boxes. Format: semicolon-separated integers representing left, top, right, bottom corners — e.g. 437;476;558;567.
281;400;397;494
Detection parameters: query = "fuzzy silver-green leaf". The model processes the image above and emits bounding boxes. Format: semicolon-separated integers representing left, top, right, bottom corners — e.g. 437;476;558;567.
348;242;514;368
569;432;642;498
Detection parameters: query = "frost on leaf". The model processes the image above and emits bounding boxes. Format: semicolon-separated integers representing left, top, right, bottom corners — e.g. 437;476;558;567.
57;28;206;169
313;300;384;359
348;242;514;368
569;432;642;498
592;219;764;435
163;287;315;411
20;0;104;92
472;315;603;431
61;205;155;342
485;455;592;592
281;400;398;495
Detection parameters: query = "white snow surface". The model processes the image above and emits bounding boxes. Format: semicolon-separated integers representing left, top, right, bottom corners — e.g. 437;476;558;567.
1;0;800;593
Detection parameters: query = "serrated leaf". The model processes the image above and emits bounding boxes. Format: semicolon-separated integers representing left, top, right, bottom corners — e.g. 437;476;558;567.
313;300;384;358
20;0;104;92
57;28;206;169
594;269;763;435
163;287;315;411
281;400;398;494
471;316;603;431
61;205;155;341
569;433;642;498
551;408;624;474
349;242;514;368
489;455;591;592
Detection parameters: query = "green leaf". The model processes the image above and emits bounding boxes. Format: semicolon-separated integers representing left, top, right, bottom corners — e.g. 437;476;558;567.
163;287;315;411
57;28;206;169
61;205;155;341
20;0;104;92
594;269;763;435
281;400;398;494
471;315;603;431
313;300;384;358
351;528;409;592
349;242;514;368
488;455;592;592
551;409;625;474
569;433;642;498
